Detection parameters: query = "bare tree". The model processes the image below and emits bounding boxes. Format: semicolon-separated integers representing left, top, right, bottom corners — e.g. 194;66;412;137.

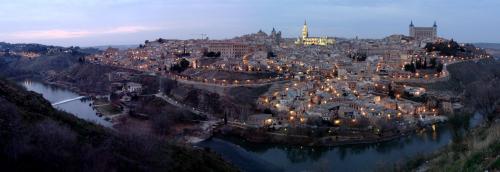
467;79;500;123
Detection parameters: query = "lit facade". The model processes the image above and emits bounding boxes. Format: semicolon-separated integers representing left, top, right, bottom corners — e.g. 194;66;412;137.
295;21;335;46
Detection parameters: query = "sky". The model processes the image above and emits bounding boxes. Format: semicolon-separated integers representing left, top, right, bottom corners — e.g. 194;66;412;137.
0;0;499;46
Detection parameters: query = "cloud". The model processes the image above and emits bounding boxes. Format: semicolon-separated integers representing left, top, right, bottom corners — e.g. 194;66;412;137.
4;25;159;40
8;30;92;39
104;26;157;34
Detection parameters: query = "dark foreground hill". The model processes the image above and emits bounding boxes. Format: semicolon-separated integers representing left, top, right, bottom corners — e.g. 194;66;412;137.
0;78;238;172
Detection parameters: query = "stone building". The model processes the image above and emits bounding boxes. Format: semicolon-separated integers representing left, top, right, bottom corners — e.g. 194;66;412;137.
409;21;437;41
207;42;265;59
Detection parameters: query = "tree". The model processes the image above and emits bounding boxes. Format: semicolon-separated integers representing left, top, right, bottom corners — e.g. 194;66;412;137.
415;58;422;69
388;84;395;99
205;51;221;57
169;58;190;73
423;57;427;69
267;51;276;58
466;81;500;123
436;63;444;73
404;63;416;73
78;57;85;63
357;53;367;61
179;58;190;69
430;58;437;68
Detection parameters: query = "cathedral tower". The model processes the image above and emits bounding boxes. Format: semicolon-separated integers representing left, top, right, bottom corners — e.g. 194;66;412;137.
301;20;309;39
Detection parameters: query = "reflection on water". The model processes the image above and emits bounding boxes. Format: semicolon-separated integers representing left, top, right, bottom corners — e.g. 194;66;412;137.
20;80;111;127
200;114;482;172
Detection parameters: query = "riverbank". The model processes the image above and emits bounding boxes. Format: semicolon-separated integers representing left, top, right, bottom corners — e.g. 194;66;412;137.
402;121;500;171
199;121;461;172
0;77;239;172
19;79;112;127
214;123;444;147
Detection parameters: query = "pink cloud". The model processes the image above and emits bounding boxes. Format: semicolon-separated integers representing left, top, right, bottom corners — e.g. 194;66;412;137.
5;25;158;40
104;26;157;34
9;30;92;39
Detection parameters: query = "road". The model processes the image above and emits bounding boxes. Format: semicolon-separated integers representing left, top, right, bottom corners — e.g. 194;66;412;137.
154;93;216;120
164;73;288;88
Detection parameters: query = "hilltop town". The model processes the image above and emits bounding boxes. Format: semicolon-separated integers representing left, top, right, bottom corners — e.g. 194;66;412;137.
1;20;499;172
73;21;492;145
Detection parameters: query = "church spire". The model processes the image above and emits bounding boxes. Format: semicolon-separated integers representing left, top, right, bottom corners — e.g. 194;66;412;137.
410;20;414;27
301;20;308;39
433;21;437;27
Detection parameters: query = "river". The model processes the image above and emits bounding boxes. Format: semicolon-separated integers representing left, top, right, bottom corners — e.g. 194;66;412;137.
20;80;482;172
197;115;480;172
20;80;111;127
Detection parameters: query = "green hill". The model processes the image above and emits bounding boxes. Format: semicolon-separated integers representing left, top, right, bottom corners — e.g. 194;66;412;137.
0;78;238;172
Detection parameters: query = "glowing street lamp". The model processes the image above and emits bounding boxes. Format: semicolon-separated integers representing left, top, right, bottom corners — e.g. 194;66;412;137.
334;119;341;125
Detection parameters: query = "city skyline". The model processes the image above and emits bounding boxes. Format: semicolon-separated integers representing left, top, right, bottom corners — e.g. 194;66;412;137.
1;0;499;46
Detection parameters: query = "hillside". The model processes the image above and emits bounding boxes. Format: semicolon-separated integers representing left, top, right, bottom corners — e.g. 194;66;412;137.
474;43;500;50
0;43;91;79
0;78;238;172
394;121;500;172
394;59;500;171
474;43;500;59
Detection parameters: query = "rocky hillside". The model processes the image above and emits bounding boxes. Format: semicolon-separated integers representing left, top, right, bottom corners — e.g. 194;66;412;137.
0;43;96;79
159;77;271;119
47;63;137;94
0;78;238;172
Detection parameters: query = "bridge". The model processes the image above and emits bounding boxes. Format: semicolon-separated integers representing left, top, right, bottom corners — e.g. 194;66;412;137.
52;96;86;106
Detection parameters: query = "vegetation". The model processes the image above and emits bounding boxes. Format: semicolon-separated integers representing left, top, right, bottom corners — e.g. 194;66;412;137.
0;78;237;172
133;96;206;135
424;40;486;58
348;52;367;61
395;59;500;171
425;59;500;122
204;51;221;57
267;51;277;58
170;58;190;73
403;57;442;73
392;122;500;172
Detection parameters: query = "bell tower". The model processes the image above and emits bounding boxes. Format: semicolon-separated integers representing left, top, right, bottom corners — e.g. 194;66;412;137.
409;20;415;37
302;20;309;39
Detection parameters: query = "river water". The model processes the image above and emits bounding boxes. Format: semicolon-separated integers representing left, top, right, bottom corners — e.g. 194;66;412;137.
20;80;482;172
20;80;111;127
198;119;479;172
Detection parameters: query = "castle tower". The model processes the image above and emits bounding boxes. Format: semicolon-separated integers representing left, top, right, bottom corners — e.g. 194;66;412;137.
433;21;437;39
302;20;309;39
409;20;415;37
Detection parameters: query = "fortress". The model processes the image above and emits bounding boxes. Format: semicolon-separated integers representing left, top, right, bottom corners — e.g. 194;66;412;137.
409;21;437;41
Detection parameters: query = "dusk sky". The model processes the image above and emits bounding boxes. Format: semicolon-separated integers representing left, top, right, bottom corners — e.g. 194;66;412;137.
1;0;499;46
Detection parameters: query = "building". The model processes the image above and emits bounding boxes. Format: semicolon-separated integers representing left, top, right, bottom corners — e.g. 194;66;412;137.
295;20;335;46
247;114;273;127
207;42;251;59
409;21;437;41
124;82;143;93
270;28;282;44
207;42;265;59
